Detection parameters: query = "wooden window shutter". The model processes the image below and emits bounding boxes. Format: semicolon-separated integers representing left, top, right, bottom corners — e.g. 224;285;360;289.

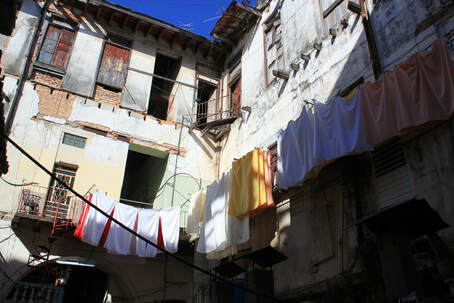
38;25;74;69
232;79;241;114
52;28;73;69
97;43;130;89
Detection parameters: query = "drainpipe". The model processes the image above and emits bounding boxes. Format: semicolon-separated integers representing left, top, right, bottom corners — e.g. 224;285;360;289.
5;0;50;135
348;0;382;79
171;116;184;206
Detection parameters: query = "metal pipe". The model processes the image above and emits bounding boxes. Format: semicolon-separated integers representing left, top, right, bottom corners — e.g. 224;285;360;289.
5;0;50;134
171;116;184;206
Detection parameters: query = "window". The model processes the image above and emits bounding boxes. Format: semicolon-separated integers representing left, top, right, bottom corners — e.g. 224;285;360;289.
320;0;347;28
229;77;241;117
38;24;75;70
148;53;182;120
97;35;131;89
264;11;284;85
46;164;77;218
62;133;86;149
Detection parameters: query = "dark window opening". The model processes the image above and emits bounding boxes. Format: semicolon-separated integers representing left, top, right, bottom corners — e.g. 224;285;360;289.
148;53;181;120
38;24;75;70
120;148;168;207
196;80;217;128
97;35;131;89
229;77;241;117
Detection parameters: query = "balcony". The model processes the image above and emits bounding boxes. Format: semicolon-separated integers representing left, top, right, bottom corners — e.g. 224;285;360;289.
16;184;84;227
190;95;242;141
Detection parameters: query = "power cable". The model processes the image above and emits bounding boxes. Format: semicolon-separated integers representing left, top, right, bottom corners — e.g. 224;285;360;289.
2;132;281;302
0;176;38;187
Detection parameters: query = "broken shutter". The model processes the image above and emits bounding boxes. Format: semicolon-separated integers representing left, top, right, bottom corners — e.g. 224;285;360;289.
97;43;130;89
38;25;74;69
231;79;241;115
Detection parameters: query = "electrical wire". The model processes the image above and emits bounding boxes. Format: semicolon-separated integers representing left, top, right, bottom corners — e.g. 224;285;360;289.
2;132;281;302
0;176;38;187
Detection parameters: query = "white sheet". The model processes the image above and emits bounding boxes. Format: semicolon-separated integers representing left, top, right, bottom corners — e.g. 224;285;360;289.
104;203;138;255
136;208;160;257
82;190;116;246
197;174;229;253
159;207;181;254
277;91;372;189
186;189;205;236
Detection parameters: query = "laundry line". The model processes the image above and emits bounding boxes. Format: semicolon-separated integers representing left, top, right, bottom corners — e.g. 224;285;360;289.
1;133;281;302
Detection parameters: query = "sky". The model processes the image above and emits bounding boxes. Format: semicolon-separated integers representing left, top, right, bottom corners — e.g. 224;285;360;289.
108;0;257;39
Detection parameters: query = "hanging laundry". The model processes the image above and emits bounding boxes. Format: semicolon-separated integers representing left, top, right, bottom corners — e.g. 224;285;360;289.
198;172;250;255
158;206;181;254
104;202;138;255
197;173;230;253
207;172;249;259
74;190;181;257
229;148;269;217
186;189;206;237
249;150;274;217
74;190;116;246
136;208;160;257
361;37;454;146
277;90;372;189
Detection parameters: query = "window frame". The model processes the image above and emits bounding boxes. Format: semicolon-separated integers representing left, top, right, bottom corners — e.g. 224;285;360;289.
96;34;132;90
263;8;284;87
36;22;76;74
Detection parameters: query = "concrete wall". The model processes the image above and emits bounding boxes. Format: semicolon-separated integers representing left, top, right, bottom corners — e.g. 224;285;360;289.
2;0;41;77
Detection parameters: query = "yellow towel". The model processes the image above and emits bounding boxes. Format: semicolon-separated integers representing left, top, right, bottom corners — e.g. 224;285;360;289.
229;148;268;217
199;191;206;221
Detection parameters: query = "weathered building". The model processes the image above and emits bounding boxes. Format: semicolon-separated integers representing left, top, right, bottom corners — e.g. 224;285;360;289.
2;0;454;302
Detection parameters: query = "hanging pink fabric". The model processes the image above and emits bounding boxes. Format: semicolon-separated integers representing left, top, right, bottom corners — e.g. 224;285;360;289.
361;38;454;146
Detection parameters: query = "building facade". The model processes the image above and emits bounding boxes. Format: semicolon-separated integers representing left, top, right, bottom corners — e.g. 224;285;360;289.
2;0;454;302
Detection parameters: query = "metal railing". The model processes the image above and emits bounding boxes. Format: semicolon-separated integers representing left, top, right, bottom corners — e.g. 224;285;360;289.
17;184;84;226
5;281;64;303
193;93;242;129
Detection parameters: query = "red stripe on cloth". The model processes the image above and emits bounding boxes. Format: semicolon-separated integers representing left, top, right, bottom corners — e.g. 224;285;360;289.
74;194;92;240
157;217;165;249
99;206;115;247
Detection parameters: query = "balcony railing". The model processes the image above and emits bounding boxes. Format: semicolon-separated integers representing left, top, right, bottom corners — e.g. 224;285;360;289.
5;281;64;303
193;93;242;131
17;184;84;226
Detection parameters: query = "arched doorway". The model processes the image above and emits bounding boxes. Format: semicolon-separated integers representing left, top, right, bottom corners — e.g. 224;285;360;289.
5;258;108;303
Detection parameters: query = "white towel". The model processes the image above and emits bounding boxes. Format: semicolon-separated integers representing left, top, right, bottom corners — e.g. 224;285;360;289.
159;207;181;254
82;190;116;246
186;189;205;236
104;203;138;255
136;208;160;257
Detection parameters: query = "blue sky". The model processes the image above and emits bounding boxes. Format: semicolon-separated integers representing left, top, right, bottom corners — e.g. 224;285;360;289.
108;0;257;39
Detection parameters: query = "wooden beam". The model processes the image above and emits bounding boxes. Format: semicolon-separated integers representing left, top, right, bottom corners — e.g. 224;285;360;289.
96;5;103;20
146;24;153;36
155;27;164;41
193;41;200;55
122;15;129;28
128;67;198;89
109;12;116;24
134;20;142;33
272;69;289;80
83;0;89;15
182;37;191;51
168;32;177;47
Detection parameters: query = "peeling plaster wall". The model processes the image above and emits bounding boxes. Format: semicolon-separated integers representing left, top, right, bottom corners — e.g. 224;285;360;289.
2;0;40;77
